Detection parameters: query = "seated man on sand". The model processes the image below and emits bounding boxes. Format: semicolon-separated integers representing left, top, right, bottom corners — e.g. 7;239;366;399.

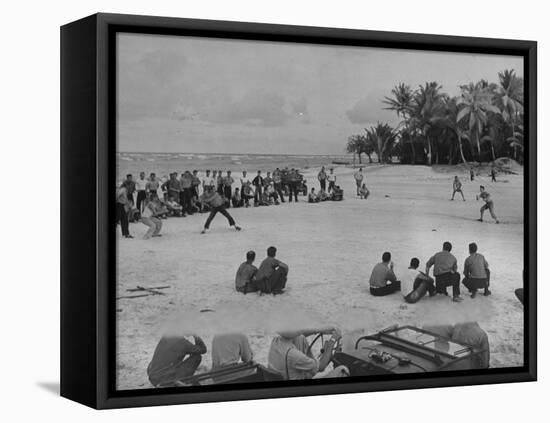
267;327;349;380
241;182;254;207
462;242;491;298
308;187;320;203
318;188;329;202
211;333;253;370
369;252;401;296
165;195;184;216
255;246;289;294
359;183;370;199
330;185;344;201
265;183;280;205
401;258;436;303
147;334;207;387
231;187;242;208
235;250;258;294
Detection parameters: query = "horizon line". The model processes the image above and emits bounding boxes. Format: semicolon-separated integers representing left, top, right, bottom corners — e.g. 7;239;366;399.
117;151;352;156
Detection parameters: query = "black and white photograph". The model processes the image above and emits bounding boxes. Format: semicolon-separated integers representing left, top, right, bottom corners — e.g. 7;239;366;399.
113;31;526;391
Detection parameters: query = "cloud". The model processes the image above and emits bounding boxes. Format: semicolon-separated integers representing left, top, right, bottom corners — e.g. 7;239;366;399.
172;90;293;127
346;96;394;124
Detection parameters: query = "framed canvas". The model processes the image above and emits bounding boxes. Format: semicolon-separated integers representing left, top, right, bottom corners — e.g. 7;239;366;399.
60;13;537;409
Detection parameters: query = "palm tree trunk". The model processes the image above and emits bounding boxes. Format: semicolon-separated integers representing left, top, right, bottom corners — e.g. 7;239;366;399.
490;144;496;162
426;135;432;166
457;134;467;164
448;141;454;165
475;133;482;162
410;142;416;164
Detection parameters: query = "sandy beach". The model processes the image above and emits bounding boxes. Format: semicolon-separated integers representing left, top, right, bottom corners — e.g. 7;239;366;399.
116;163;524;390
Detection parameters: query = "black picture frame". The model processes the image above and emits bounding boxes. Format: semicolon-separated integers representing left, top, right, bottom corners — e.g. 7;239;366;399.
60;12;537;409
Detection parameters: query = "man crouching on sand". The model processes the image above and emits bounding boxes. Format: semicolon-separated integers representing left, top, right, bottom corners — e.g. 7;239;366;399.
462;242;491;298
255;246;289;294
147;334;207;387
369;252;401;296
267;327;349;380
200;187;241;234
425;242;463;302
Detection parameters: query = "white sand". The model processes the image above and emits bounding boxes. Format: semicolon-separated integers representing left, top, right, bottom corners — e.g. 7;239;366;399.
116;164;524;390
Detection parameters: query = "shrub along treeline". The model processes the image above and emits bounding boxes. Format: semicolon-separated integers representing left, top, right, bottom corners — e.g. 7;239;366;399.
346;70;524;165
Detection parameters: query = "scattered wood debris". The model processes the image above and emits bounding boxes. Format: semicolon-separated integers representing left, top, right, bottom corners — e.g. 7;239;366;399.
116;285;171;300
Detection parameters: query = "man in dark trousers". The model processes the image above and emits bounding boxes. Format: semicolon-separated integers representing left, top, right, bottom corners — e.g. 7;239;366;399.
318;166;327;191
288;169;299;203
272;168;285;202
121;174;136;206
223;170;234;207
180;171;194;214
163;173;181;204
426;241;463;302
200;188;241;234
462;242;491;298
252;170;264;206
116;185;133;238
135;171;148;213
369;252;401;296
147;334;207;387
255;246;289;294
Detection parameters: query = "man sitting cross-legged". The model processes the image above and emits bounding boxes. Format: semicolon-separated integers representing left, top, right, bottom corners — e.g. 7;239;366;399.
255;246;289;294
308;187;320;203
235;250;258;294
369;252;401;296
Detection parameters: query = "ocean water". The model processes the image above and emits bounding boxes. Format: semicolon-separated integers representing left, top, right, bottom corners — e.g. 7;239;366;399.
116;152;355;182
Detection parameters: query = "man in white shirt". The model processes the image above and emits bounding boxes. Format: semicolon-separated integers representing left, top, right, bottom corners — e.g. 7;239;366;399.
402;258;435;303
211;333;253;370
327;168;337;193
135;171;148;213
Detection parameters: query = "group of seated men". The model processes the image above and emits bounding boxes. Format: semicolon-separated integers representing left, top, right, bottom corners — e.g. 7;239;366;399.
307;186;344;203
146;326;349;387
369;242;491;303
235;247;289;295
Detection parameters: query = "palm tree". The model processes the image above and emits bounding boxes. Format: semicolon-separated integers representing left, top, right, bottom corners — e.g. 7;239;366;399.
383;83;419;163
441;96;468;164
497;69;524;160
456;81;500;162
410;82;446;165
383;83;414;119
346;134;374;164
365;122;396;163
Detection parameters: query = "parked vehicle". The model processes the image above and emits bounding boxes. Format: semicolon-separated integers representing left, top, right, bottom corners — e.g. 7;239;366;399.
332;325;488;375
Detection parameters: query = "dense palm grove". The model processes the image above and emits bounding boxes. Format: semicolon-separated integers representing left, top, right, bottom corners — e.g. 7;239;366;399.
346;70;524;165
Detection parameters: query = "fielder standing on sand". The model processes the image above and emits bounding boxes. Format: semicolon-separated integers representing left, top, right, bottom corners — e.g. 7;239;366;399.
477;185;499;224
354;168;364;196
451;175;466;201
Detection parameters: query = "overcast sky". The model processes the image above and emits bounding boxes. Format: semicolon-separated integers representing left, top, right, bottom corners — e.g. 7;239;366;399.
117;33;523;155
